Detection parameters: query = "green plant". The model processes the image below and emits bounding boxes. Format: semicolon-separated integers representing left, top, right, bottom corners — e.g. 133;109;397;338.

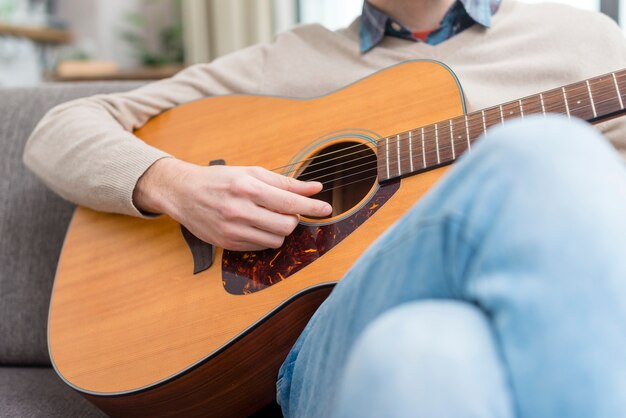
121;1;184;67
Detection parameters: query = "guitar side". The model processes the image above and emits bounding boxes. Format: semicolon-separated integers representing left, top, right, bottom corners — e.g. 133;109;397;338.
48;60;466;417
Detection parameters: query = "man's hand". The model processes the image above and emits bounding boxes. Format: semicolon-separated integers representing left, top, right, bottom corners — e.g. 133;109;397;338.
133;158;332;251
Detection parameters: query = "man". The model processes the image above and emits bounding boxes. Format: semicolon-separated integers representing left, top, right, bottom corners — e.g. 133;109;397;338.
23;0;626;417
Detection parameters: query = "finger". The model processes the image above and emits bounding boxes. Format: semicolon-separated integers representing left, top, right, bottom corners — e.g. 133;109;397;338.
249;167;324;196
249;209;300;237
230;225;287;251
250;177;332;217
214;197;300;236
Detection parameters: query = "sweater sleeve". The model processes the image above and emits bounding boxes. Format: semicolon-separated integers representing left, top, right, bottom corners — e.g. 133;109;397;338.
23;43;267;217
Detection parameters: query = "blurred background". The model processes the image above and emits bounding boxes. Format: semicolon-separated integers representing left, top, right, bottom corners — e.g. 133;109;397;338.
0;0;620;87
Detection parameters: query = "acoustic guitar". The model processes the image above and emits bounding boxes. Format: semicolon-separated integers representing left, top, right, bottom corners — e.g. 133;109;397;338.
48;60;626;417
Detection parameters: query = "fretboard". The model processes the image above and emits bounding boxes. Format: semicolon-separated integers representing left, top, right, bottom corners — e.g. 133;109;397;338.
376;69;626;182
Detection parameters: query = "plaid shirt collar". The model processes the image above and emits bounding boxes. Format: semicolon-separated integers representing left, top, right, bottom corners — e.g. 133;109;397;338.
359;0;502;53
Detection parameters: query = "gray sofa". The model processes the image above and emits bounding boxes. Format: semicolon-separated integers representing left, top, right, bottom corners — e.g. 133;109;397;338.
0;82;285;418
0;82;143;418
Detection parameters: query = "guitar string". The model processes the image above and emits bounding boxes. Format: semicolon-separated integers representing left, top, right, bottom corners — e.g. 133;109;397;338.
270;90;621;179
302;104;621;187
266;79;624;174
272;84;620;177
320;174;380;194
292;94;621;184
295;114;613;186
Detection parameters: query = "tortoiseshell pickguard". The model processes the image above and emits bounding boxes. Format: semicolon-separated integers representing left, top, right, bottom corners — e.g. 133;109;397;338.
222;180;400;295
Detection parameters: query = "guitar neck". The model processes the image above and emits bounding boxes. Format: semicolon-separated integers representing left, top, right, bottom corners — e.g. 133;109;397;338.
377;68;626;182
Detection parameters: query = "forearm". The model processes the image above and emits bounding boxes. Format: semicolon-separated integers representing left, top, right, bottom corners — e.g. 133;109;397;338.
24;98;171;216
133;157;183;216
23;44;268;217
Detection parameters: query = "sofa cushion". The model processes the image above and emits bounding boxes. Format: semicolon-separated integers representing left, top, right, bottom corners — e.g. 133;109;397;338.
0;367;107;417
0;82;144;366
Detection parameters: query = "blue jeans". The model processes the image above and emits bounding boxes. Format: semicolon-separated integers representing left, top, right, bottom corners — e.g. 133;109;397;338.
276;115;626;418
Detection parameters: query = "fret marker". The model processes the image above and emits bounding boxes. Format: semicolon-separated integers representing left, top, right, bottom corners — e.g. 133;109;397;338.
385;137;390;180
421;127;426;167
449;120;455;159
481;110;487;135
540;93;546;117
586;80;597;118
396;134;402;176
408;131;414;173
519;100;525;118
435;124;440;164
499;105;505;124
562;87;571;120
465;115;471;151
612;72;624;110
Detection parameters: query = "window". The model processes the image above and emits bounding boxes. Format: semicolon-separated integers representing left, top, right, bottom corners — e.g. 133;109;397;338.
298;0;626;35
519;0;599;11
298;0;362;30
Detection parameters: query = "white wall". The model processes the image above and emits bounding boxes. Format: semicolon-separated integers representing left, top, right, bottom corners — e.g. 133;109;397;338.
299;0;362;30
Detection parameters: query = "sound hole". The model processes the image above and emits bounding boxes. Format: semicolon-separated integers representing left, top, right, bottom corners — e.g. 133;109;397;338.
297;141;377;219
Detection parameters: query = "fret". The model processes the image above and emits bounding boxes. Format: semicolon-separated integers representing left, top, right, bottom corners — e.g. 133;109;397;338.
437;123;454;163
465;115;471;151
467;112;485;142
421;127;426;168
481;110;487;135
408;131;414;173
434;123;440;164
499;105;505;124
562;88;571;119
449;120;455;159
542;88;566;115
385;137;390;179
424;127;438;167
376;140;386;180
388;135;399;178
396;135;402;176
485;107;504;130
501;101;522;121
566;81;594;120
585;80;598;118
411;129;424;171
539;93;546;116
520;95;542;118
589;76;622;118
518;99;525;118
612;72;624;110
451;116;469;156
586;80;597;118
615;72;626;112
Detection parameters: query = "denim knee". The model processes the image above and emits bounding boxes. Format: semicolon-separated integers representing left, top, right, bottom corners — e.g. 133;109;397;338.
332;301;513;418
474;115;617;175
339;300;496;377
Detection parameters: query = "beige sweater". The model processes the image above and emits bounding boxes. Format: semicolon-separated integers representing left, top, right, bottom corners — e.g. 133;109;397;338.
24;0;626;217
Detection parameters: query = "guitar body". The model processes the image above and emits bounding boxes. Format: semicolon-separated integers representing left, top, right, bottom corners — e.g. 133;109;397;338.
48;61;466;417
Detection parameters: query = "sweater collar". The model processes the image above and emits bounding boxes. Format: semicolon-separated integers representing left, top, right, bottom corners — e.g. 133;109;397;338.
359;0;502;53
